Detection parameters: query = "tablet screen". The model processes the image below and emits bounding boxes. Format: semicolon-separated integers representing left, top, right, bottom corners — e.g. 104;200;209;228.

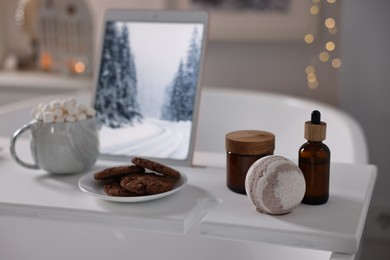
93;12;207;165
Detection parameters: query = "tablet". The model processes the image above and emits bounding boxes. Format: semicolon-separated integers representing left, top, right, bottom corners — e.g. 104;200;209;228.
92;10;208;166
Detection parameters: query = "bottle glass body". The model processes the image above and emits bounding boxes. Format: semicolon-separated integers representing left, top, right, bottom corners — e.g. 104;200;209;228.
299;141;330;205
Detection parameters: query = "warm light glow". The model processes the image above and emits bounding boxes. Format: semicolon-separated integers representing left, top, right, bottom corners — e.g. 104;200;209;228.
319;51;330;62
74;62;86;74
304;34;314;44
40;52;53;71
331;58;342;68
325;18;336;29
325;41;336;51
305;0;339;89
305;66;315;74
308;80;319;89
307;73;317;83
310;5;320;15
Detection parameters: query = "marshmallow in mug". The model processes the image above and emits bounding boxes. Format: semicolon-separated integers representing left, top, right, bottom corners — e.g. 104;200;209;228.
31;98;96;123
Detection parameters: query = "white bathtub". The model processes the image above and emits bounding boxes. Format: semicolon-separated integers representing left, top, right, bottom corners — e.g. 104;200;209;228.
0;87;367;260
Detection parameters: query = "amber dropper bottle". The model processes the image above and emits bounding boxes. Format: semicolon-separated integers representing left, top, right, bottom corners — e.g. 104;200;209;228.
299;110;330;205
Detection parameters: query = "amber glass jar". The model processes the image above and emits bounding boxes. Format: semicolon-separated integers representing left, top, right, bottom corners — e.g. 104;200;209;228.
225;130;275;194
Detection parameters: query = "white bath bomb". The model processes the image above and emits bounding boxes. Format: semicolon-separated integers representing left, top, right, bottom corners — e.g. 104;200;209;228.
245;155;306;215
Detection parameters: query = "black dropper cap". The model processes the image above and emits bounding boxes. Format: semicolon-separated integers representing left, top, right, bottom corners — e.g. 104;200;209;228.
311;110;321;125
304;110;326;141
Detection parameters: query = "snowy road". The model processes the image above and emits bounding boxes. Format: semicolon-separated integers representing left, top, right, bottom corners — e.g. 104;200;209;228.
99;118;191;160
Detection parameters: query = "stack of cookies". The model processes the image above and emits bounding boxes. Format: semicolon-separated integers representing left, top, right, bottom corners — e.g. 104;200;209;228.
94;157;181;197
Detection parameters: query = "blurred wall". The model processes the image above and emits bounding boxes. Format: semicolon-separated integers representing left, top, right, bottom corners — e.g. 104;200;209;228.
340;0;390;259
202;40;339;105
0;4;4;61
0;0;32;59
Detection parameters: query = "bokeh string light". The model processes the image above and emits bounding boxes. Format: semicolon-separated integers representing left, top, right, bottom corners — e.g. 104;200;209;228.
305;0;341;90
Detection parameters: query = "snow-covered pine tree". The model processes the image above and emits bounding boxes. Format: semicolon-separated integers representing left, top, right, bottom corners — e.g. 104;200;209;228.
182;27;201;120
95;22;142;128
161;61;185;121
95;21;117;127
161;28;201;121
117;25;142;124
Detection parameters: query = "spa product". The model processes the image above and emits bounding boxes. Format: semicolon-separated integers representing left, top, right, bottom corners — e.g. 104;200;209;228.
245;155;306;215
225;130;275;194
299;110;331;205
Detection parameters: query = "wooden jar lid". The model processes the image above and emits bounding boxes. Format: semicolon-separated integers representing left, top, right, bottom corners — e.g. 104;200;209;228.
225;130;275;155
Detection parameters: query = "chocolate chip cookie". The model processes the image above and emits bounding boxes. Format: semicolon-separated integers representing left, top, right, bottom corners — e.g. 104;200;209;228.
131;157;181;179
120;173;174;195
94;165;145;180
103;181;138;197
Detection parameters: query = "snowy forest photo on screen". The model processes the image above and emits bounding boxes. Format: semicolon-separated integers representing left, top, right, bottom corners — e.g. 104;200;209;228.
94;21;204;160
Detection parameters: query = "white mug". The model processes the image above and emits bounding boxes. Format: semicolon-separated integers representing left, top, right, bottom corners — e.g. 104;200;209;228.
10;118;99;174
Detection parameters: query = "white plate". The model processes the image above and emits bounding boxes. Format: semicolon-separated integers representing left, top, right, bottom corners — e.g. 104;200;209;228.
78;171;188;202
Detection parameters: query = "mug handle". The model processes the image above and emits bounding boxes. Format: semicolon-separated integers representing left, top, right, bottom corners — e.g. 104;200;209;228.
9;121;40;170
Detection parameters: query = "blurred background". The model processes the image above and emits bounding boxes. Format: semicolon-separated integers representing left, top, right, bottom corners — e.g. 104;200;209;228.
0;0;389;259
